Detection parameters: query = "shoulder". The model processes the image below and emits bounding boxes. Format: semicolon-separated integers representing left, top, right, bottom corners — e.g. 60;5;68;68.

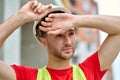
11;65;38;80
79;51;107;80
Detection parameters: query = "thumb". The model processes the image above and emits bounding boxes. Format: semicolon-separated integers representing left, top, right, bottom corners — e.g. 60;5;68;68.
37;5;52;20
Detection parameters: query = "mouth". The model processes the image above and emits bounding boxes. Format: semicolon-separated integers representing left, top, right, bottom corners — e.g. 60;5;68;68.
62;47;73;52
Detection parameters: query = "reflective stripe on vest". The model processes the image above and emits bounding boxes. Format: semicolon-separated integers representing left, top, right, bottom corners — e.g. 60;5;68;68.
37;65;86;80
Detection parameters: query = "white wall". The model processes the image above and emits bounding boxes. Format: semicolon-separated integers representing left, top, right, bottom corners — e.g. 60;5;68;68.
0;0;4;60
3;0;21;65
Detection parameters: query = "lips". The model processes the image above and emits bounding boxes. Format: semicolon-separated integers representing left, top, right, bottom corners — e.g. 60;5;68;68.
63;47;73;51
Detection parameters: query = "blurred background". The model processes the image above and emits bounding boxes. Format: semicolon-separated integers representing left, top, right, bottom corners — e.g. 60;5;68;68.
0;0;120;80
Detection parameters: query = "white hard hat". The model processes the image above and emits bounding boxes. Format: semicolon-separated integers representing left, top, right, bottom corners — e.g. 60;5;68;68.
33;4;71;45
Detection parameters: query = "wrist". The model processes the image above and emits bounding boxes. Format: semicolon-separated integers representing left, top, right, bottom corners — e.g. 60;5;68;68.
73;15;80;28
15;11;28;25
73;15;89;28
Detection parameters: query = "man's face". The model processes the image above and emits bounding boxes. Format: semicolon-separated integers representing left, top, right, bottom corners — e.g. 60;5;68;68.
45;28;76;60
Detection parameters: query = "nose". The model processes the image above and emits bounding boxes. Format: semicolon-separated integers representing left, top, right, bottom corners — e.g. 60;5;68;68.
64;36;72;46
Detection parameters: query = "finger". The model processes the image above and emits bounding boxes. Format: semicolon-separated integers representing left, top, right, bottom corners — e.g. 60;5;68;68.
45;5;52;10
39;26;52;32
37;5;52;14
38;5;46;13
34;3;42;13
48;13;58;18
39;25;60;32
45;17;53;22
47;29;64;35
31;0;38;9
38;6;52;19
41;21;52;27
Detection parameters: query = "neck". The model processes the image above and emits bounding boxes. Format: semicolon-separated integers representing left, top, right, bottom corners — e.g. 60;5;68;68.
47;56;71;70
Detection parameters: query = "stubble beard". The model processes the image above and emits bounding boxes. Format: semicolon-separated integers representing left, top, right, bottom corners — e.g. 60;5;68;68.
48;45;75;60
53;49;75;60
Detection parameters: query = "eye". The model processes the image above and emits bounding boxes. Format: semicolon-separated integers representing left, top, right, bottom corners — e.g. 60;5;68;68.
56;34;63;38
69;32;75;36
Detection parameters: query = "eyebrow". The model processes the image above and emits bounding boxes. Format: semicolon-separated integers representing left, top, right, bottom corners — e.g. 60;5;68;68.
68;28;75;32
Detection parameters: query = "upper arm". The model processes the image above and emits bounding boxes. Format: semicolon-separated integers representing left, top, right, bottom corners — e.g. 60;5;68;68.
98;34;120;70
0;60;16;80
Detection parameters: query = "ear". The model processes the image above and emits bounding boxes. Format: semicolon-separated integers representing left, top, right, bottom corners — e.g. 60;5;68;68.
39;38;48;48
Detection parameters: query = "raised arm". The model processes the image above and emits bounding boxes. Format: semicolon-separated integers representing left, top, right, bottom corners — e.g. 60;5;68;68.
0;0;51;47
40;13;120;71
0;1;51;80
74;15;120;70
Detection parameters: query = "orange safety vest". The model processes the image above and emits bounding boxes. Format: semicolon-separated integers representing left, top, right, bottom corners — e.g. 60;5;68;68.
37;65;86;80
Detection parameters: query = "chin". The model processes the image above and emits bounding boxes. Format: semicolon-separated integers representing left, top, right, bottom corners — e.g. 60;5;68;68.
61;52;74;60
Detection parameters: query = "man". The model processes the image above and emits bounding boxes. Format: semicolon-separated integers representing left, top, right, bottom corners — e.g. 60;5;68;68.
33;10;120;80
0;1;120;80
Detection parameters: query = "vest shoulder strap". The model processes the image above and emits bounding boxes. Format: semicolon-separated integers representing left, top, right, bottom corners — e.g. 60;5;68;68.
37;66;51;80
72;65;86;80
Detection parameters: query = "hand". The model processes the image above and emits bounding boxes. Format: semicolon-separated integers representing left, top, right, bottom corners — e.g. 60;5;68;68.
18;0;52;23
39;13;75;35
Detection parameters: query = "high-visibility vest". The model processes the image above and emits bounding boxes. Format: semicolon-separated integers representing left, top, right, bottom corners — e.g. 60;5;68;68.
37;65;86;80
